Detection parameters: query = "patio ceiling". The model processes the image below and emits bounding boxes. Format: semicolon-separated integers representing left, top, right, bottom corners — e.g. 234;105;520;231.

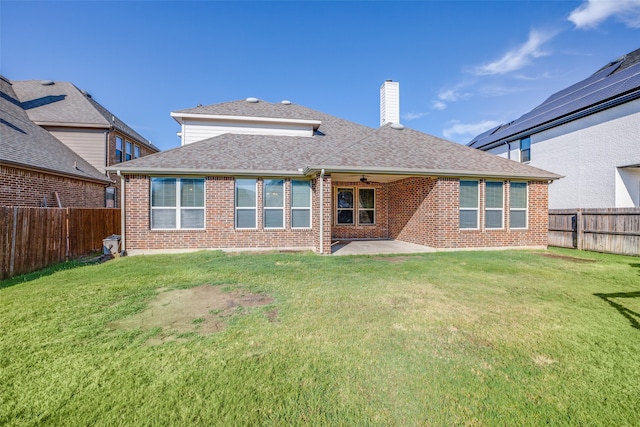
330;172;421;184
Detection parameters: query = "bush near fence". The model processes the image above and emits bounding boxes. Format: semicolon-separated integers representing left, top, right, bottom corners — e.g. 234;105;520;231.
549;208;640;256
1;207;121;279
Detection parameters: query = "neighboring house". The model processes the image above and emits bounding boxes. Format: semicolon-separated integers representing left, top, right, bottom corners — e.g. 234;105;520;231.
108;82;560;255
11;79;160;207
1;76;112;207
468;48;640;209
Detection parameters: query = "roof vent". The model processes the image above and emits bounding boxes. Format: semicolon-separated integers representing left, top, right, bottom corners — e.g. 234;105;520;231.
246;97;259;103
40;80;54;86
390;123;404;130
281;100;291;105
80;89;92;98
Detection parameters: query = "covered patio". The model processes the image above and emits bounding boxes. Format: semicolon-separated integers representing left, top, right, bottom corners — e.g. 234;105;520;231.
331;239;436;256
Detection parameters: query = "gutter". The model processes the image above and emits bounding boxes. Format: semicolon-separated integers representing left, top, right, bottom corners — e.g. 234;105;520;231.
117;170;125;254
303;165;562;181
105;167;308;177
471;88;640;151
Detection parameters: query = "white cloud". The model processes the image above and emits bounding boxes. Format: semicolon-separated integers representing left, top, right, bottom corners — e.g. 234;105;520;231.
403;111;430;120
432;101;447;111
443;120;502;141
474;29;556;75
438;84;472;102
569;0;640;29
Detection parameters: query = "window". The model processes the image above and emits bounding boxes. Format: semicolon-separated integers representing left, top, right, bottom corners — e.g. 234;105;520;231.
236;179;257;229
115;137;123;163
291;180;311;228
151;178;205;229
460;180;479;229
134;145;141;159
125;141;133;161
510;182;528;228
358;188;375;225
263;179;284;228
336;188;354;225
485;181;504;229
520;137;531;163
105;187;116;208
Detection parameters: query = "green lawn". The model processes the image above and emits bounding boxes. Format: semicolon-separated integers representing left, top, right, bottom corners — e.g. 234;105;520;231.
1;248;639;426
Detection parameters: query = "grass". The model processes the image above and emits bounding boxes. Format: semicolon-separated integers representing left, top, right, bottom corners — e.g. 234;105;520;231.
1;248;639;426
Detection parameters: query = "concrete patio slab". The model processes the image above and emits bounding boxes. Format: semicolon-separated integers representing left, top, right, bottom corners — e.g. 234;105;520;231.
331;239;436;256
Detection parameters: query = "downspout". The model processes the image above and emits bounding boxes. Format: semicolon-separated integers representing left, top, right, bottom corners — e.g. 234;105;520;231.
117;170;126;254
319;169;325;254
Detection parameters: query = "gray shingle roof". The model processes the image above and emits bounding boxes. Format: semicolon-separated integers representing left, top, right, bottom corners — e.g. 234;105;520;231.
0;77;112;183
173;99;326;121
113;99;560;180
11;80;156;150
468;48;640;149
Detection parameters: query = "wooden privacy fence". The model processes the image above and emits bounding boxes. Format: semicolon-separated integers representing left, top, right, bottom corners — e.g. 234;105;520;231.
1;207;121;280
549;208;640;256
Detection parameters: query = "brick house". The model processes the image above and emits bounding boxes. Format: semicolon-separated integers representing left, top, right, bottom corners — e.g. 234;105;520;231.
1;76;112;207
109;83;561;254
11;79;160;207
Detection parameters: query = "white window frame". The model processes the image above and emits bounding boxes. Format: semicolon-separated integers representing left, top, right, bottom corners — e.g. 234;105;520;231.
115;136;123;163
125;140;133;161
358;188;376;226
263;179;285;229
509;182;528;229
235;179;257;230
520;137;531;163
336;187;355;225
484;181;504;230
150;177;205;230
134;145;141;159
460;180;479;230
291;180;312;229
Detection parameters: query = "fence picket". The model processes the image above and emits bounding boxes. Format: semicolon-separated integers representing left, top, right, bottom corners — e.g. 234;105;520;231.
0;207;120;280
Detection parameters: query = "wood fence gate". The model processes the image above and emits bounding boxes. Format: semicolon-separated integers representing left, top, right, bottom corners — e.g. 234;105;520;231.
0;207;121;280
549;208;640;256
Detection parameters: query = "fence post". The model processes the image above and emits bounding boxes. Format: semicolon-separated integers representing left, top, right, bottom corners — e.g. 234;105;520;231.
9;207;17;277
576;209;583;250
65;208;70;261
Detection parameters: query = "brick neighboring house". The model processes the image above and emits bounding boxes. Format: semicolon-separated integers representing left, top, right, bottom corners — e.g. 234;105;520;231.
109;83;561;255
1;76;112;207
11;79;159;207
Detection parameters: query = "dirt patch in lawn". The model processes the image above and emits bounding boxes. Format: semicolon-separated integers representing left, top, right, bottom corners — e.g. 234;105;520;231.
373;256;419;264
539;253;597;263
109;285;274;345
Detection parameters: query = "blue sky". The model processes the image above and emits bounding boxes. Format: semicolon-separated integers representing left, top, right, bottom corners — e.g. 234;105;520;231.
2;1;639;151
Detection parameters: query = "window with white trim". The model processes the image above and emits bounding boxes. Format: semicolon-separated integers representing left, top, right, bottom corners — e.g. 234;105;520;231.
151;178;205;229
336;188;354;225
263;179;284;228
460;180;479;229
520;137;531;163
134;145;141;159
291;180;311;228
510;182;528;228
358;188;375;225
115;136;123;163
485;181;504;229
125;141;132;161
235;179;257;229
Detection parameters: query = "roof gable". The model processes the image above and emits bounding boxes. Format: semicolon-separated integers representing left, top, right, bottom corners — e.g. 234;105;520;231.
113;99;560;181
11;80;156;149
0;77;111;183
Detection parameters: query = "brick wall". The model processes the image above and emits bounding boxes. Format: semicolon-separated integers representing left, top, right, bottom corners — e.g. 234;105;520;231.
388;177;549;248
0;165;107;207
124;175;316;252
123;174;549;253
